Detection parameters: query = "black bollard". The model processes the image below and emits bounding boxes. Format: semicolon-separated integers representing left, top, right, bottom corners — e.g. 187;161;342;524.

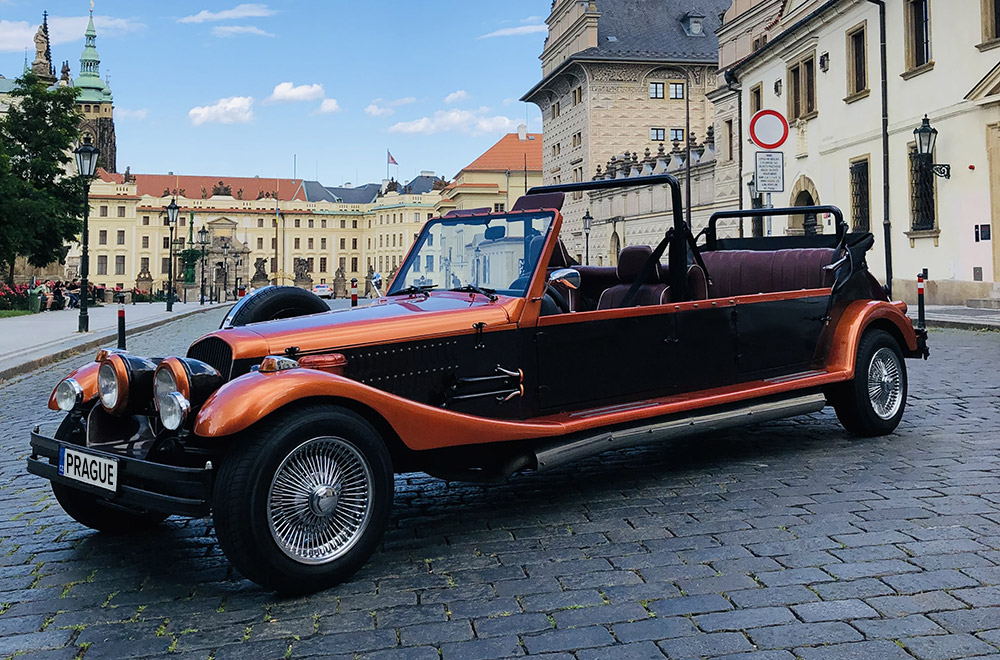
117;305;126;350
916;270;926;331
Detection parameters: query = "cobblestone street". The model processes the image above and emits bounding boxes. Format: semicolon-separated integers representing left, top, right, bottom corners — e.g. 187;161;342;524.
1;315;998;660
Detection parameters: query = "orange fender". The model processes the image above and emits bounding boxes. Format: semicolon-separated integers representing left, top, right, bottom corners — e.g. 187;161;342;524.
826;300;918;378
48;361;100;410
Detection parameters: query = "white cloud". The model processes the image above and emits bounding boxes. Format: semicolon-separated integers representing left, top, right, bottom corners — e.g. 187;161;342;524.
364;97;416;117
211;25;274;38
189;96;254;125
365;103;393;117
117;108;149;120
317;98;341;114
0;15;144;52
479;24;546;39
521;15;543;24
388;108;518;136
267;81;324;103
444;90;468;104
179;3;275;23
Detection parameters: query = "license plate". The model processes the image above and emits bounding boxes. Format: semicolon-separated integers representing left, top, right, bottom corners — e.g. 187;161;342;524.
58;447;118;493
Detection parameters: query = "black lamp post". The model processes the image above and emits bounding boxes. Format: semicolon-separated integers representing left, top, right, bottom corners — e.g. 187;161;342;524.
582;209;592;266
197;225;209;305
74;136;99;332
165;198;179;311
914;115;951;179
221;240;230;302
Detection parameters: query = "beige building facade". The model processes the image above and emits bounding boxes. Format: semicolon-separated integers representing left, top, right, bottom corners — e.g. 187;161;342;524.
723;0;1000;304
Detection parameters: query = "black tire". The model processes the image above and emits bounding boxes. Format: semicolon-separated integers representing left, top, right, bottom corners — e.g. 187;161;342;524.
50;415;169;533
830;329;908;437
222;286;329;328
212;404;394;594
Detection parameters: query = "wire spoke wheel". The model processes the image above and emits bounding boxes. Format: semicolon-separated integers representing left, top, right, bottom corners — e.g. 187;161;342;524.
267;436;374;564
866;346;903;420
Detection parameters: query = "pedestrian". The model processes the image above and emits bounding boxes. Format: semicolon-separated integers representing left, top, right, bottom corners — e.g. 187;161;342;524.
66;279;80;308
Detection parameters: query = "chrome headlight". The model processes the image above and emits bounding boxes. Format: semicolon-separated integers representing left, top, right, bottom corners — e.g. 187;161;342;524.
54;378;84;412
97;361;121;411
153;357;221;413
159;391;190;431
154;367;179;411
97;353;158;415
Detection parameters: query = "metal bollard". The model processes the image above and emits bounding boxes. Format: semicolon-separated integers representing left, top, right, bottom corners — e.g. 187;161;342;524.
117;305;126;350
350;278;358;307
916;270;927;331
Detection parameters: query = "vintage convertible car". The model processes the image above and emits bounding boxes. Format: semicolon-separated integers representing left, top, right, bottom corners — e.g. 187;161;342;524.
27;175;928;594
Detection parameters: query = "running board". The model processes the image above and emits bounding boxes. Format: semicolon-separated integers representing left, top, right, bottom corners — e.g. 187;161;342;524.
532;392;827;471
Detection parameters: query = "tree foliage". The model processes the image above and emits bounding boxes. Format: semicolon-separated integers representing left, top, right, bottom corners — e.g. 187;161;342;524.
0;71;85;283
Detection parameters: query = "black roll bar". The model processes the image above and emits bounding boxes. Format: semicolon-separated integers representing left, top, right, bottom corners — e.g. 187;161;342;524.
706;205;847;250
528;175;689;300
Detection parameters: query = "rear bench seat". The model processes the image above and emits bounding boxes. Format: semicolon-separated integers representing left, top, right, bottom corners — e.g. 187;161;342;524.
699;248;837;299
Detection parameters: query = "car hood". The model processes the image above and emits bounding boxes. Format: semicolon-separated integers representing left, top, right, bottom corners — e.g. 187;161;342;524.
207;291;519;360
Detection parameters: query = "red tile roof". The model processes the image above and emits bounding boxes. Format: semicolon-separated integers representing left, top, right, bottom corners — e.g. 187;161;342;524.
98;169;306;201
461;133;543;173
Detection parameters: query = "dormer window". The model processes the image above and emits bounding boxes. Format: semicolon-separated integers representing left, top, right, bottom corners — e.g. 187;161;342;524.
682;12;706;36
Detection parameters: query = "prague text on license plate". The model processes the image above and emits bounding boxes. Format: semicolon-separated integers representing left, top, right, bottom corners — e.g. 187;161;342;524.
58;447;118;492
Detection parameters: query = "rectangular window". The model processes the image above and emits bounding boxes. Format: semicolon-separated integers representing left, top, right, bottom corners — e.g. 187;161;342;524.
750;83;763;115
97;255;107;275
788;53;817;120
339;257;346;271
493;203;505;213
552;143;561;157
340;238;346;249
669;82;685;99
352;220;357;229
307;258;314;272
847;23;868;97
650;82;665;99
320;237;326;249
117;206;125;218
850;157;871;232
340;219;346;229
116;230;125;245
161;257;169;275
572;132;582;148
351;257;358;272
572;86;582;105
906;0;931;69
141;235;149;249
142;216;150;225
985;0;1000;40
294;237;300;249
99;205;108;217
650;128;666;141
115;255;125;275
320;257;327;272
725;120;734;161
98;230;107;245
308;237;314;249
909;145;936;230
550;101;560;119
425;255;433;271
271;237;277;249
140;257;149;272
294;219;300;228
258;218;264;227
257;237;263;249
163;236;169;249
321;219;327;228
270;257;277;273
670;128;684;143
308;219;314;228
352;238;358;249
753;33;768;51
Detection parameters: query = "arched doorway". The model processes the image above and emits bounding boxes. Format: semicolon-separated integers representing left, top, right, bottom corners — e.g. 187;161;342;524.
788;176;821;236
609;232;621;266
794;190;819;236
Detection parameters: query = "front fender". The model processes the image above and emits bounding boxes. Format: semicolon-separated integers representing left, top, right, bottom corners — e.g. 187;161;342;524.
47;362;100;410
193;369;564;450
826;300;919;377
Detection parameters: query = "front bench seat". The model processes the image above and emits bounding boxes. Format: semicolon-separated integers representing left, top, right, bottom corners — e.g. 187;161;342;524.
597;246;669;309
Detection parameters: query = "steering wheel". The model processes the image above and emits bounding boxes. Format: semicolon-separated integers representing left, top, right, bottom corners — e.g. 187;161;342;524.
545;286;570;314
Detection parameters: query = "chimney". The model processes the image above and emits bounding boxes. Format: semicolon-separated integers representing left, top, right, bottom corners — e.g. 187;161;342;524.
517;124;528;141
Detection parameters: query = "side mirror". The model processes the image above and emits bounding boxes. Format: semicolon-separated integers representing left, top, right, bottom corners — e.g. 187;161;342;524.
371;272;383;297
547;268;581;290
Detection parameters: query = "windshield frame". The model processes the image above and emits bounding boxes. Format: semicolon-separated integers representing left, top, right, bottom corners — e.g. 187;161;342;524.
386;210;557;299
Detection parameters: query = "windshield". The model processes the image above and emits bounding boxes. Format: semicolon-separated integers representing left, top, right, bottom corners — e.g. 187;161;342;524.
387;212;555;298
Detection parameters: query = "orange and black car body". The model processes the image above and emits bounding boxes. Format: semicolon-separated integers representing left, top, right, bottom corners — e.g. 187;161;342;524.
28;173;928;515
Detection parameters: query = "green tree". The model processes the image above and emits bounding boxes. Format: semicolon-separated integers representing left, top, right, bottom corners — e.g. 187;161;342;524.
0;71;85;284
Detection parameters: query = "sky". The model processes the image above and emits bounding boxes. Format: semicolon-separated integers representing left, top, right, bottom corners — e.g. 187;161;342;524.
0;1;547;186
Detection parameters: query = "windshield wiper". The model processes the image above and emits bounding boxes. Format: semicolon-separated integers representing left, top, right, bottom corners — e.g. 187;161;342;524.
450;284;498;302
388;284;437;297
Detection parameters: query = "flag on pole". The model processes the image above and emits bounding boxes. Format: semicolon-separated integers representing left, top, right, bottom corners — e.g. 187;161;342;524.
387;150;398;166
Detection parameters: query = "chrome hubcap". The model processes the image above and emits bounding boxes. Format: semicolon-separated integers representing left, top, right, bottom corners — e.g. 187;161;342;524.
267;437;373;565
867;347;903;420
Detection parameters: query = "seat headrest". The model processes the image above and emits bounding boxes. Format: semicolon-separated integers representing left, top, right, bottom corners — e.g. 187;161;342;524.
617;245;661;283
527;234;546;267
511;192;565;212
549;239;574;268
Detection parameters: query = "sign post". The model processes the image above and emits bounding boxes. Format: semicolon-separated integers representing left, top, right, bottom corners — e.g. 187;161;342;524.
748;110;790;236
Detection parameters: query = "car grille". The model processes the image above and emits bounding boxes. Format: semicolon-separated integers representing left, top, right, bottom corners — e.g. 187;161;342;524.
187;337;234;380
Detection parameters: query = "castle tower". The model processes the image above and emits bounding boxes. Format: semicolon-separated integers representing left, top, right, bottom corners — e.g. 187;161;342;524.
75;7;116;172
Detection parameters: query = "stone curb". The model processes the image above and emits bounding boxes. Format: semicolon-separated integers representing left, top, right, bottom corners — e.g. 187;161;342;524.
923;318;1000;331
0;303;233;384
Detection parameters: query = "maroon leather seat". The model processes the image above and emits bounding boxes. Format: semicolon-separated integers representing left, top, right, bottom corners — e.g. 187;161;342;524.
597;246;670;309
700;248;836;298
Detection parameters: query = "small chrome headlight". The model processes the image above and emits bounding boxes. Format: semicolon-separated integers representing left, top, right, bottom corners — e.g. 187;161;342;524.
54;378;84;412
97;361;120;410
159;391;190;431
154;367;178;411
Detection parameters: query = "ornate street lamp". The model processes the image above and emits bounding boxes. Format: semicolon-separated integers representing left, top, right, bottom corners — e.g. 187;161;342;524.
74;136;99;332
914;115;951;179
582;209;593;266
165;198;180;311
221;239;230;302
197;225;209;305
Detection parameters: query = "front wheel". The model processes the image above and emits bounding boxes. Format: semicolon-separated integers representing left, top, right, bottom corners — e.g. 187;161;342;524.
830;329;908;437
212;405;393;594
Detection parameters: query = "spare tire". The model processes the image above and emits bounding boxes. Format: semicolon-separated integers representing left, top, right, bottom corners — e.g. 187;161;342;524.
221;286;330;329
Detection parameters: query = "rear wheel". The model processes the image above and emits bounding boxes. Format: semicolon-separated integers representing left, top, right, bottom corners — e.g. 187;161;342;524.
830;329;907;437
51;415;168;533
212;405;393;594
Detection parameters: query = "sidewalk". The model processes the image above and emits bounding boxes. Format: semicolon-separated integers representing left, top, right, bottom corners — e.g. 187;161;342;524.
906;304;1000;331
0;301;231;382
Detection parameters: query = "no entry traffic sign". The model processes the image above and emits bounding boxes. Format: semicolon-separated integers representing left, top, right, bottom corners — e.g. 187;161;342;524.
749;109;789;150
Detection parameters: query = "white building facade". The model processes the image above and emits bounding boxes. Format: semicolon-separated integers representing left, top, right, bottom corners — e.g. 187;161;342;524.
725;0;1000;304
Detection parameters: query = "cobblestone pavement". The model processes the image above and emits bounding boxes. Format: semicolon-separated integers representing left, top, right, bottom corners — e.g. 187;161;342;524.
0;319;998;660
